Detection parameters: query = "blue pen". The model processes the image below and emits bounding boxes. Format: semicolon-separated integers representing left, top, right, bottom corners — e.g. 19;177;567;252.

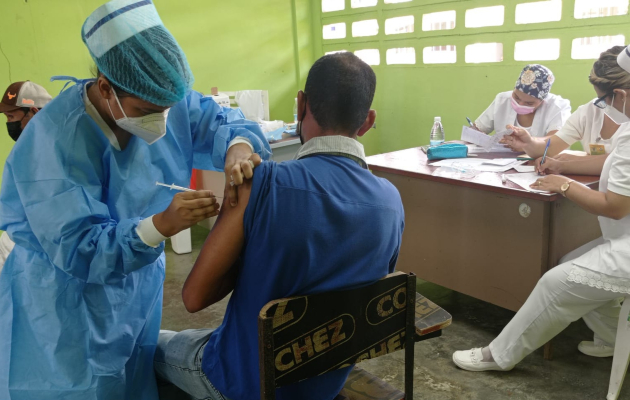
539;138;551;175
466;117;474;127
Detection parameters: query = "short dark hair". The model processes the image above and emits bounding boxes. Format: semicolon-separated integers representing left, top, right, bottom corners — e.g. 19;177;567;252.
304;52;376;134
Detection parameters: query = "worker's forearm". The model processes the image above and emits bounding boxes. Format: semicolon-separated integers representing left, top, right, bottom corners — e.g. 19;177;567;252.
561;155;608;176
524;137;549;158
565;183;615;218
527;136;567;158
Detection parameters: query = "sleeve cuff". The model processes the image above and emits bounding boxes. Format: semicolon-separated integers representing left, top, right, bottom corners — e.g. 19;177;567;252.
474;120;492;134
554;131;574;146
136;216;169;248
608;182;630;198
228;137;254;153
546;126;562;134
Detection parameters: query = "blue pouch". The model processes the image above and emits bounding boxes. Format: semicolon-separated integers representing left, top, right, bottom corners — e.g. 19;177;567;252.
426;143;468;161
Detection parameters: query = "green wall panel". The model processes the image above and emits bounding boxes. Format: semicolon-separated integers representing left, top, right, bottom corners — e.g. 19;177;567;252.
315;0;630;155
0;0;315;188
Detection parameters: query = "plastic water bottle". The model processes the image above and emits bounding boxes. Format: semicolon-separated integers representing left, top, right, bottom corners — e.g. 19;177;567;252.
293;98;298;124
430;116;445;146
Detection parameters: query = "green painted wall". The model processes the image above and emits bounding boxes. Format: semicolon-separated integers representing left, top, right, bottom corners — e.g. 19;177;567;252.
0;0;315;186
2;0;629;182
315;0;630;156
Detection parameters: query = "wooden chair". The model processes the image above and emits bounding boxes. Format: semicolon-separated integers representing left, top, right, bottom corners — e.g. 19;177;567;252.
258;271;452;400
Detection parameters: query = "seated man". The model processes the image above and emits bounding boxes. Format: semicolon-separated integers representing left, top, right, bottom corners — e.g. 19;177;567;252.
154;53;405;400
0;81;52;272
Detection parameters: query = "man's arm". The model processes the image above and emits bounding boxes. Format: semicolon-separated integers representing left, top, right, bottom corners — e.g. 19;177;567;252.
182;181;252;313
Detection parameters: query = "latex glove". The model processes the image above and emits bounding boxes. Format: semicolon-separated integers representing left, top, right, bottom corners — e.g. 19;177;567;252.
154;190;220;237
224;143;263;207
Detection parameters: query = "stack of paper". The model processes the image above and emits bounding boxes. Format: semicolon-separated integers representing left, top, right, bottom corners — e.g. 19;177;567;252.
514;165;535;173
430;158;525;173
505;172;550;193
467;144;515;154
461;126;515;152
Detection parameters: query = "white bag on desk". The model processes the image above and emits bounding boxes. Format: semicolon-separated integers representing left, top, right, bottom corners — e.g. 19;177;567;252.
235;90;265;122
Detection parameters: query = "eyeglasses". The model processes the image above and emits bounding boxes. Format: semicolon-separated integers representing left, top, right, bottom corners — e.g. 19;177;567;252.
593;94;609;109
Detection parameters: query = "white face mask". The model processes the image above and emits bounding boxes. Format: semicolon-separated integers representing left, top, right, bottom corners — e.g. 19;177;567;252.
107;89;169;145
604;93;630;125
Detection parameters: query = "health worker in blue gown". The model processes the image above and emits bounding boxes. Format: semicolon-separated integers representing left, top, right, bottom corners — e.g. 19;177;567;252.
0;1;271;399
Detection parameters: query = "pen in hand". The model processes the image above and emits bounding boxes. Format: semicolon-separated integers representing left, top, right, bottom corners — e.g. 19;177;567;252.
538;139;551;176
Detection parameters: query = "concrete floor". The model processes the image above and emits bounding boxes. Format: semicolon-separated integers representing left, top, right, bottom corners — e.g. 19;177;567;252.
161;226;628;400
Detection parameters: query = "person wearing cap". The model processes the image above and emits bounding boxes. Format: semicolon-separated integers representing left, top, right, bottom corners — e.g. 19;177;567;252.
1;81;53;141
473;64;572;138
0;81;53;273
0;1;270;399
453;45;630;377
503;46;630;176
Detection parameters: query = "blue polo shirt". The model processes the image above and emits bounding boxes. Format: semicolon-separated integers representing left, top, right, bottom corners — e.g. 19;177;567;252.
202;152;405;400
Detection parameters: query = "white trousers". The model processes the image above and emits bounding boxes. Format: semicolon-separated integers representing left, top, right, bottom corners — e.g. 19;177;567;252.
489;237;623;370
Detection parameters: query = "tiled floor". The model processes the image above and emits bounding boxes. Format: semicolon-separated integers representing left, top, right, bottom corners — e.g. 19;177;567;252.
160;226;627;400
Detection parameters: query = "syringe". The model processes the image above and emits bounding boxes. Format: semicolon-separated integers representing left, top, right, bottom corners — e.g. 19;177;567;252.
155;182;195;192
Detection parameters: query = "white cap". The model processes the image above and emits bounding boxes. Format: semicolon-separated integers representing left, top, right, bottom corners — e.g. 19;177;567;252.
434;116;441;122
618;45;630;74
0;81;53;112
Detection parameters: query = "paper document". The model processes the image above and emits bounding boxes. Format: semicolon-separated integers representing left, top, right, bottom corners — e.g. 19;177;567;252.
461;126;494;149
461;126;513;151
467;144;514;154
482;158;518;166
505;172;550;193
514;165;535;173
492;130;512;144
431;158;525;173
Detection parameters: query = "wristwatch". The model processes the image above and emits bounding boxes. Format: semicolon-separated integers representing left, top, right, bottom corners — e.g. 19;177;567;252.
560;180;574;197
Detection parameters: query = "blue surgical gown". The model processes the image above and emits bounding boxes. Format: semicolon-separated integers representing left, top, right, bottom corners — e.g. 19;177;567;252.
0;80;271;400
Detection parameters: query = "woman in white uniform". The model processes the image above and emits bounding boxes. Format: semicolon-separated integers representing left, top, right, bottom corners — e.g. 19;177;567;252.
503;46;630;176
474;64;571;137
453;44;630;373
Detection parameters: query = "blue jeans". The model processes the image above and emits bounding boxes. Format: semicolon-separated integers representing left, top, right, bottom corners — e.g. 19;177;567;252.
154;329;231;400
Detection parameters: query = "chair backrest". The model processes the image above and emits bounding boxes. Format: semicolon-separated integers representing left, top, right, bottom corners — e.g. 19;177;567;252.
258;271;417;400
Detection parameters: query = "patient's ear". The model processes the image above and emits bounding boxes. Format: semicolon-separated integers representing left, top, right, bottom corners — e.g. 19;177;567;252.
357;110;376;137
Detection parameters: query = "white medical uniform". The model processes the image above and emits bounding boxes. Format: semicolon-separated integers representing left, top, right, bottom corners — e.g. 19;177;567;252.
555;99;629;155
488;126;630;370
0;232;14;273
476;91;572;137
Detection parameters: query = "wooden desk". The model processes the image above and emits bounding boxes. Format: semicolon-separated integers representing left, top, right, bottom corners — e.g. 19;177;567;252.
366;147;602;313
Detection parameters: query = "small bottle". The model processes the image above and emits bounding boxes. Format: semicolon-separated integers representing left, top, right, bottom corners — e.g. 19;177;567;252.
293;98;298;124
430;116;445;146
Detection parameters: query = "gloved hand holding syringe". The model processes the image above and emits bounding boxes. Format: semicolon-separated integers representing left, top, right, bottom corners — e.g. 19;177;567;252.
153;181;223;237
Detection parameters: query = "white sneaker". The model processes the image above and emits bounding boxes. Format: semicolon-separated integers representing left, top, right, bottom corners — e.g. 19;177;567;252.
452;348;512;372
578;341;614;358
